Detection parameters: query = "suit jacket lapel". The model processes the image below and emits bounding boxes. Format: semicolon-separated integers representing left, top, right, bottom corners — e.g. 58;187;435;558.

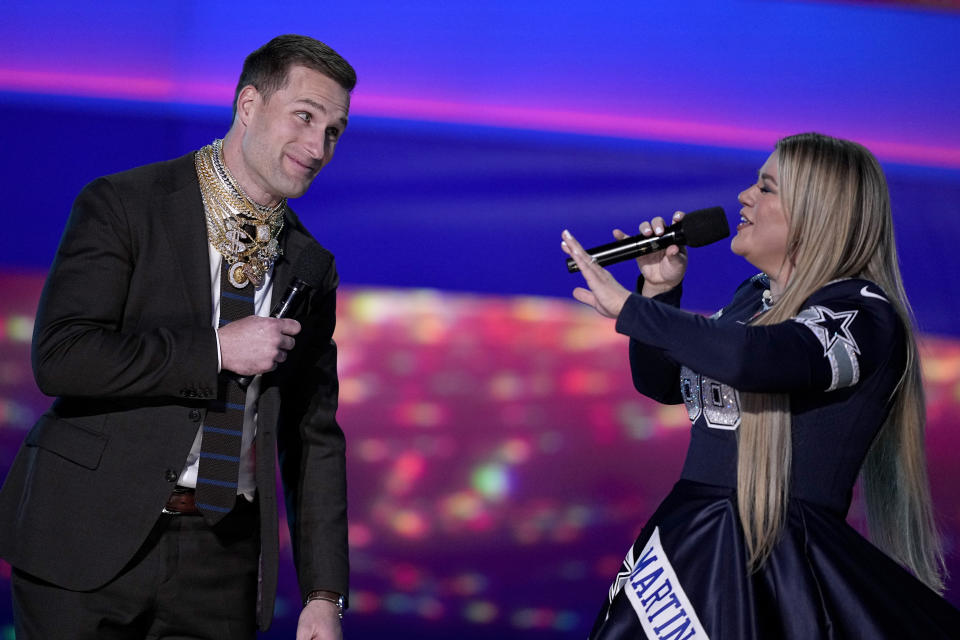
161;153;213;323
270;209;312;309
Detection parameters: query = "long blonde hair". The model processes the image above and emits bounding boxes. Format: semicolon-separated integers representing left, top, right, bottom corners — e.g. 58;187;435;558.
736;133;945;592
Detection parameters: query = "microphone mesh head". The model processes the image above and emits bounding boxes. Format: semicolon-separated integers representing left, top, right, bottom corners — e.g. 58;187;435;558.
682;207;730;247
291;242;328;288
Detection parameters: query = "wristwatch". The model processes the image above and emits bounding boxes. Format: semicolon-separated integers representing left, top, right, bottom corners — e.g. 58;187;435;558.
305;590;345;619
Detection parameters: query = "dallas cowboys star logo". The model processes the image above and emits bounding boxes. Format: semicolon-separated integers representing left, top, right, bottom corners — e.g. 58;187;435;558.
807;306;860;355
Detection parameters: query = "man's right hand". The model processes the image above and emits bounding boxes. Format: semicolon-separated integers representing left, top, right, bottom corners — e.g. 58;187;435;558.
218;316;302;376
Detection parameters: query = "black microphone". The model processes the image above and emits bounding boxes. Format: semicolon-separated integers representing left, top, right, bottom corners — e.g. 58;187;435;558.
566;206;730;273
236;243;328;387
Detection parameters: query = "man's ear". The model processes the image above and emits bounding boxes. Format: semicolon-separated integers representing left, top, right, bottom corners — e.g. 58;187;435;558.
235;85;260;126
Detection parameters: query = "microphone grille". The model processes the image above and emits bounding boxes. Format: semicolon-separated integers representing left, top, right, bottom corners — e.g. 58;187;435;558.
291;242;329;288
682;207;730;247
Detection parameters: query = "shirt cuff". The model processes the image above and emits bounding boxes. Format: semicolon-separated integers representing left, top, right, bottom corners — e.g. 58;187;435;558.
214;328;223;373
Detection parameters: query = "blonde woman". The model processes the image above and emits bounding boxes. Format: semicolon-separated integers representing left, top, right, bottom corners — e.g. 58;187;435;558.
562;133;959;638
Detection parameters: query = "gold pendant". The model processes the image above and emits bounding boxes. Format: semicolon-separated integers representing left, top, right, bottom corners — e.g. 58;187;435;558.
228;261;250;288
243;262;265;288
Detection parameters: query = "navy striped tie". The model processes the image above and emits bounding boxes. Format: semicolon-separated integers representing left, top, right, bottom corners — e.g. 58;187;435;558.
195;261;255;524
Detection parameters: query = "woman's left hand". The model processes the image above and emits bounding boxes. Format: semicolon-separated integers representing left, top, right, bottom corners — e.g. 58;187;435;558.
562;229;632;318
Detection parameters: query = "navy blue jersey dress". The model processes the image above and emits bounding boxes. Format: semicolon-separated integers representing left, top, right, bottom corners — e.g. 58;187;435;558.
589;275;960;639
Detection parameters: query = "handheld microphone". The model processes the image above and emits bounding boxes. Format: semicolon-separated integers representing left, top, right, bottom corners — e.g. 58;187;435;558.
236;243;328;387
566;206;730;273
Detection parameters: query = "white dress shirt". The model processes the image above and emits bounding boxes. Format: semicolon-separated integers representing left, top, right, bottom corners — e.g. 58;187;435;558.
175;245;274;499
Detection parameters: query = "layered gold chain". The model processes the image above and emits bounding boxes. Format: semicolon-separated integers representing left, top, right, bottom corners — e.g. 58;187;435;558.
196;139;285;288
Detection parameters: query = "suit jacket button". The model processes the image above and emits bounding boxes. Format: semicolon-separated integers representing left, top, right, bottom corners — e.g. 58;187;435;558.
165;469;178;482
189;409;202;421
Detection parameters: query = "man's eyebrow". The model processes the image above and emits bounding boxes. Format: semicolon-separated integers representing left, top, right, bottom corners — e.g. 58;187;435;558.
296;98;349;128
296;98;326;112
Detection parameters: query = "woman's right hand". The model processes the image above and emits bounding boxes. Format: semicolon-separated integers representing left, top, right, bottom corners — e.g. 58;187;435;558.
613;210;688;297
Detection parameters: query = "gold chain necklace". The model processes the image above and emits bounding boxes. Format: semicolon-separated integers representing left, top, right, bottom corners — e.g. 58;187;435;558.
196;139;285;288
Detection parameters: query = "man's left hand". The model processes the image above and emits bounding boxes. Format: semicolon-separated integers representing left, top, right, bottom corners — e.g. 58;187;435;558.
296;600;342;640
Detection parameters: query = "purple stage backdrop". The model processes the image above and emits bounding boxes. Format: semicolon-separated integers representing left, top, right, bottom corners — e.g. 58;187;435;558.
1;1;959;637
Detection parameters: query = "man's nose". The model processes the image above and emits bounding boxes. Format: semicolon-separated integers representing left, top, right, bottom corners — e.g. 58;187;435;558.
302;130;327;165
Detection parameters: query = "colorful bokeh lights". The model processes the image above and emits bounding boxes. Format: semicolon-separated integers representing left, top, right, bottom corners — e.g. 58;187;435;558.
3;276;957;637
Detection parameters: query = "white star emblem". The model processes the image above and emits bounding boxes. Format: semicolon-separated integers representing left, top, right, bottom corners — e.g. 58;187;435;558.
806;306;860;355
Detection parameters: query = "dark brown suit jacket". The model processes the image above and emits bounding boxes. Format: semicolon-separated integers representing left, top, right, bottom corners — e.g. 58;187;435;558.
0;152;348;630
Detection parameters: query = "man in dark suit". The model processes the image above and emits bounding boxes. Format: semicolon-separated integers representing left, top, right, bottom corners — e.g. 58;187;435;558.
0;34;353;639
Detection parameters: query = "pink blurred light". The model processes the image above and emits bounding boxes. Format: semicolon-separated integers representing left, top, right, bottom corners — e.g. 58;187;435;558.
348;522;373;548
346;589;381;614
0;68;233;104
448;572;488;597
385;452;426;496
391;510;430;539
390;563;424;591
354;94;960;169
3;69;958;168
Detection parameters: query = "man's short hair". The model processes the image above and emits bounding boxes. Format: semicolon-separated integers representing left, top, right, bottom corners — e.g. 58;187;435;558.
232;34;357;119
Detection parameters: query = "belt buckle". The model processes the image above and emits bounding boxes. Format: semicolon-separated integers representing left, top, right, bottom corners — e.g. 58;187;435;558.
163;486;195;516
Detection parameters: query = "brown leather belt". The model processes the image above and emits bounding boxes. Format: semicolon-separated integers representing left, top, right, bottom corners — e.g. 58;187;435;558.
162;486;201;516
